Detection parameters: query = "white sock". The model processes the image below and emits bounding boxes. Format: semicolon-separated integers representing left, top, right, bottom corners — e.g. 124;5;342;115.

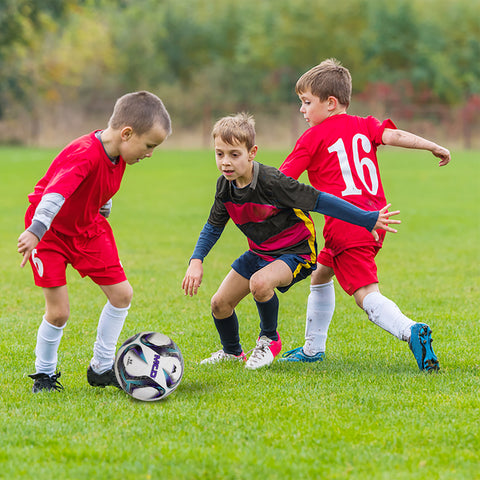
90;301;130;374
362;292;415;341
303;281;335;355
34;316;66;376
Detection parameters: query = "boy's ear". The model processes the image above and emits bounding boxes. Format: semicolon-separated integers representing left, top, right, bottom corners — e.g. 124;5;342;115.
120;126;133;140
327;96;338;111
249;145;258;159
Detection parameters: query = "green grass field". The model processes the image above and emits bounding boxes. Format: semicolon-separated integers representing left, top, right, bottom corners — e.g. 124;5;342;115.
1;146;479;480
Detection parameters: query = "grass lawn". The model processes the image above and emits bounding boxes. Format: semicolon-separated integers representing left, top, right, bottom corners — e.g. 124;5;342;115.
0;145;479;479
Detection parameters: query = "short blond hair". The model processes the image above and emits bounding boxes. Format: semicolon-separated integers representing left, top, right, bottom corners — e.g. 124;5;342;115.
108;91;172;136
212;112;256;150
296;58;352;107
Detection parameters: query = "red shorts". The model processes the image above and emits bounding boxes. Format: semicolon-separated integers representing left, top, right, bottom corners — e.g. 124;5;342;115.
26;208;127;288
318;245;380;296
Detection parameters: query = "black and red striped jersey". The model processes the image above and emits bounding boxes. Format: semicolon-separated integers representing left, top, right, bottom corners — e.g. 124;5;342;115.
207;161;318;262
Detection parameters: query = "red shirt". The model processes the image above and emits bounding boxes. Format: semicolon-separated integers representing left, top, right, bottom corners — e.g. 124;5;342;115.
280;114;396;255
28;131;126;236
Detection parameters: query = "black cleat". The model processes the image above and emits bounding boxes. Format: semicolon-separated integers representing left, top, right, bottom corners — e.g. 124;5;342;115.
87;366;120;389
29;372;64;393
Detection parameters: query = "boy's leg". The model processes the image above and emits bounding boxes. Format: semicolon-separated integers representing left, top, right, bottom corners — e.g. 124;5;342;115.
29;286;69;392
280;255;335;363
204;269;250;361
356;285;415;341
255;293;279;341
245;260;291;369
87;280;132;386
359;287;439;371
250;258;293;339
304;264;335;354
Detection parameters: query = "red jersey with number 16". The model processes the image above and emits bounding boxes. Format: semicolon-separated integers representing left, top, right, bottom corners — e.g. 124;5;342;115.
280;114;396;256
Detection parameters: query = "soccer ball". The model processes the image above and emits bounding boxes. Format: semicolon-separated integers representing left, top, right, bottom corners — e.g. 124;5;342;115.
114;331;184;402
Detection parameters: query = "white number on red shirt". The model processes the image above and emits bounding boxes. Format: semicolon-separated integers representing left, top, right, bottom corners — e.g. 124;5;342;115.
328;134;379;196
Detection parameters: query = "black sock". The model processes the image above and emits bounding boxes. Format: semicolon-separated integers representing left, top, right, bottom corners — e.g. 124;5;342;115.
213;311;242;355
255;293;279;341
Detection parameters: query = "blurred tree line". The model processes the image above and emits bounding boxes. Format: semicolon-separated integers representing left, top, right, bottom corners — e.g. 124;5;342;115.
1;0;479;147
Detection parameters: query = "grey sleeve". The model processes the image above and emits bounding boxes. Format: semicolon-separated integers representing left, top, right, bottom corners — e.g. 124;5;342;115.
27;192;65;240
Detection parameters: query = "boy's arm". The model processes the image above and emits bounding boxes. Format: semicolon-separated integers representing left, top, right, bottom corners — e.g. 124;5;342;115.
314;192;400;241
17;192;65;267
279;143;312;180
382;128;451;166
182;222;224;297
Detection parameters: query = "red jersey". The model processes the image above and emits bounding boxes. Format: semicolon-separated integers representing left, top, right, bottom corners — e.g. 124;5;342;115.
280;114;396;255
28;131;126;237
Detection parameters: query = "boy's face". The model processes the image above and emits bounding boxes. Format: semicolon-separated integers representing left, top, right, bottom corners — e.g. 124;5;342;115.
119;124;168;165
214;138;257;188
298;90;332;127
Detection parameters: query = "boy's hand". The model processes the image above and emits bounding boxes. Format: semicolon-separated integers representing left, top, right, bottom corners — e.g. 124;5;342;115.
99;199;112;218
432;146;451;166
371;204;401;241
182;259;204;297
17;230;39;268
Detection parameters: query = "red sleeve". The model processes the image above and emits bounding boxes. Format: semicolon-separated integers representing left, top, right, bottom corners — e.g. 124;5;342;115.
43;153;92;200
366;116;397;146
279;134;314;180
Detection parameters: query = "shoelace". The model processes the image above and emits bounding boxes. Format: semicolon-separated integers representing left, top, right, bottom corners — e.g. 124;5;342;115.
246;338;272;360
37;373;64;391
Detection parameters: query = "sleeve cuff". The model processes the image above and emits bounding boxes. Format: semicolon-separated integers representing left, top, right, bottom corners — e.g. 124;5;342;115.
27;220;48;241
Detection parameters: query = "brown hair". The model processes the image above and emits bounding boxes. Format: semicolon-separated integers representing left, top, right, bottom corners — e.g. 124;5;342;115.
108;91;172;136
212;112;256;150
296;58;352;107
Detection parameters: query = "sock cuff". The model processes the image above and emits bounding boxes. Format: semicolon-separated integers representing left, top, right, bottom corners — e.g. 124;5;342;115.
105;300;131;313
362;291;383;311
254;292;278;305
310;280;334;292
42;316;67;330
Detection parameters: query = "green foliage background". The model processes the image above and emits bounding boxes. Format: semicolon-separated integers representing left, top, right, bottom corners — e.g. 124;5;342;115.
1;0;479;135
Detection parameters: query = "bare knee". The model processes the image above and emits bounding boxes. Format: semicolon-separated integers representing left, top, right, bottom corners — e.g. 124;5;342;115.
249;274;272;302
43;286;69;327
107;282;133;308
311;264;334;285
45;305;70;327
211;293;233;319
354;284;379;309
117;283;133;307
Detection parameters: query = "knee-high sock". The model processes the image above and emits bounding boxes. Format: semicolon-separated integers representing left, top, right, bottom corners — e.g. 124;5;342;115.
213;311;242;355
34;316;66;375
304;281;335;355
362;291;415;341
90;301;130;374
255;293;279;341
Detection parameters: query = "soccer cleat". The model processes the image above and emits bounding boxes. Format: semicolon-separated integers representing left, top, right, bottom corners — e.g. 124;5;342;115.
278;346;325;363
87;365;121;388
29;372;64;393
408;323;440;372
245;334;282;370
200;349;247;364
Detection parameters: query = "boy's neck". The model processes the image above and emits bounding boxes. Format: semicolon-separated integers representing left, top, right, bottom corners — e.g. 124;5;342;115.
330;106;348;116
99;127;120;158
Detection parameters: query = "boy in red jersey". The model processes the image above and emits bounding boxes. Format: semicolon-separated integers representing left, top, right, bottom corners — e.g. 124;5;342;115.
182;113;400;370
278;59;450;371
17;91;171;392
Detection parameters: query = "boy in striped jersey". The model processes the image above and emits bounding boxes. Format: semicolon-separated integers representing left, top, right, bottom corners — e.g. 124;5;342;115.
182;113;400;370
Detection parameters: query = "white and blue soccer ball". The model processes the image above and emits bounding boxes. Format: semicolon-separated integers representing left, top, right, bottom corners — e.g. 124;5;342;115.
114;332;184;401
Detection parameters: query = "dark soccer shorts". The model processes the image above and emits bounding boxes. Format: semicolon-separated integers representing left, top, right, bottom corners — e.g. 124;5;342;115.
231;250;316;293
